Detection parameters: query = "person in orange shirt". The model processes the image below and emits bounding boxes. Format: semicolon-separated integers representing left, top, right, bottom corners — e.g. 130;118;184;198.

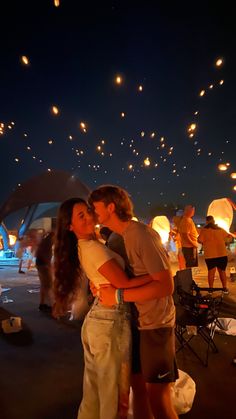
198;215;232;294
178;205;199;268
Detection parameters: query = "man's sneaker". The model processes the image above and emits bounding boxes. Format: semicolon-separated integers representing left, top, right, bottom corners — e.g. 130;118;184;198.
223;288;229;295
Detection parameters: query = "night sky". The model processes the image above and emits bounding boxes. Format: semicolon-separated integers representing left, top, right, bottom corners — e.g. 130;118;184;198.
1;0;236;221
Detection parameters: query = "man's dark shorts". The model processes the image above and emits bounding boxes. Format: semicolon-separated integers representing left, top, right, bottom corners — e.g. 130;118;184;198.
131;326;178;383
182;247;198;267
205;256;227;271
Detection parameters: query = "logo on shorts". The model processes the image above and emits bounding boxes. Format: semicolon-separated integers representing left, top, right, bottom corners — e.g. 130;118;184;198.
157;371;170;379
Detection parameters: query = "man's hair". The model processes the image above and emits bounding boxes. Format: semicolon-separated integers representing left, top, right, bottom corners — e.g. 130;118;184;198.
206;215;215;223
89;185;134;221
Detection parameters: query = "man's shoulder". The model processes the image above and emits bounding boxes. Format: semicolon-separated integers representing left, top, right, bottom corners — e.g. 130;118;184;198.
125;220;151;236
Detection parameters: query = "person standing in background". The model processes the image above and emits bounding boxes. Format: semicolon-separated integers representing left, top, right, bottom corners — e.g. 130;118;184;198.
36;231;55;311
178;205;199;268
198;215;232;294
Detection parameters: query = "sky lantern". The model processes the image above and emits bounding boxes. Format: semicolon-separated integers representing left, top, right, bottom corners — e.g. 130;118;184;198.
80;121;87;132
115;75;122;85
218;163;228;172
54;0;60;7
230;173;236;179
199;89;205;97
121;112;125;118
51;105;59;115
21;55;29;65
215;58;223;67
207;198;234;232
150;216;170;244
138;85;143;91
144;157;151;166
233;186;236;191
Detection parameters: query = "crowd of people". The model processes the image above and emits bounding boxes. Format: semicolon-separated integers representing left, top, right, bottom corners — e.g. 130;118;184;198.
171;205;234;293
13;185;235;418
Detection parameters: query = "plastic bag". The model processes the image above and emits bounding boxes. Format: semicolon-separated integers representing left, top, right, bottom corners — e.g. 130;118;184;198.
170;369;196;415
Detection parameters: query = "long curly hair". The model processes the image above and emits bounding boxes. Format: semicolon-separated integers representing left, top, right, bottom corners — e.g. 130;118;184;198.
54;197;87;312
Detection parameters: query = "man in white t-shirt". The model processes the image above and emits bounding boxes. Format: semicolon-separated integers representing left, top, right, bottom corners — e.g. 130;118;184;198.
89;185;178;419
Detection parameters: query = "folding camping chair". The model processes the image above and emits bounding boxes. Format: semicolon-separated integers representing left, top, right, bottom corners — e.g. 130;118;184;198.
174;269;224;367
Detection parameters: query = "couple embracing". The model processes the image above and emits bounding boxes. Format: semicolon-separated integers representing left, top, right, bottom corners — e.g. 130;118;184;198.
53;185;178;419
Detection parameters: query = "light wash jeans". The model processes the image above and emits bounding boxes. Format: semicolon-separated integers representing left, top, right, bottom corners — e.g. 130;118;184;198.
77;298;131;419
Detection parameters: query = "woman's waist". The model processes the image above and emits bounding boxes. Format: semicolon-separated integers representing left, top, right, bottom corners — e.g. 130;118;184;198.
90;297;130;314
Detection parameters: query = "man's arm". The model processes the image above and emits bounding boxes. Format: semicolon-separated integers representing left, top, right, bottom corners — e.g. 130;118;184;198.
99;269;174;305
98;259;152;288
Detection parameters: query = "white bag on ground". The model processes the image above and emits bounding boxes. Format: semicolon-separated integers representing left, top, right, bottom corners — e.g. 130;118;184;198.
128;369;196;417
170;369;196;415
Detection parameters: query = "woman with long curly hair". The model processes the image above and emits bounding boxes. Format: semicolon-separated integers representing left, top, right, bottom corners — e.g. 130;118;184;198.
53;198;151;419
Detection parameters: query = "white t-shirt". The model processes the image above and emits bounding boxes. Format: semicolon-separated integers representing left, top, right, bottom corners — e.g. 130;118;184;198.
78;239;125;289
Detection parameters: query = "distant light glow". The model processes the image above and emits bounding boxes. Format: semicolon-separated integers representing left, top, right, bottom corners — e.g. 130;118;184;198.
51;105;59;115
21;55;29;65
218;164;228;172
144;157;151;167
216;58;223;67
115;75;122;84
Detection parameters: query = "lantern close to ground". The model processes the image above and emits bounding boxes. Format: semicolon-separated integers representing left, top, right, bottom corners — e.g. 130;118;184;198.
207;198;233;232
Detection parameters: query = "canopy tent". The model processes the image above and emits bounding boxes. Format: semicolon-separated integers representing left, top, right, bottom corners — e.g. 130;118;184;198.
0;170;90;249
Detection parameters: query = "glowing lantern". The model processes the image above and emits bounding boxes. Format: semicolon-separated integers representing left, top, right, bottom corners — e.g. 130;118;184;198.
150;216;170;244
51;105;59;115
233;186;236;191
80;122;87;132
54;0;60;6
207;198;233;232
199;90;205;97
138;85;143;91
115;75;122;85
218;163;228;172
230;173;236;179
21;55;29;65
216;58;223;67
9;235;17;246
144;157;151;167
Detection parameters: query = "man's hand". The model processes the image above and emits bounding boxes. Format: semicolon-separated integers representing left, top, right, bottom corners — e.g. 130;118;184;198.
99;284;117;306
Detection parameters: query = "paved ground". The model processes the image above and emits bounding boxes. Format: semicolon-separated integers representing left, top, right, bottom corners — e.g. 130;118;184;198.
0;253;236;419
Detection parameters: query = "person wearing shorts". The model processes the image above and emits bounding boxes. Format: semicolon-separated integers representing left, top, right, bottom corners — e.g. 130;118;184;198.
178;205;199;268
198;215;232;293
89;185;178;419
